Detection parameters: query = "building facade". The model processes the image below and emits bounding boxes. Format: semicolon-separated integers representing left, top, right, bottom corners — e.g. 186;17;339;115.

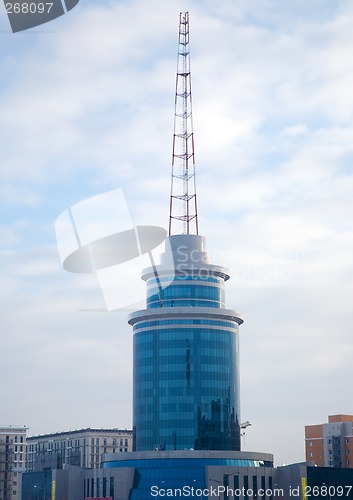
305;415;353;468
0;425;27;500
26;428;133;472
129;234;243;452
102;450;274;500
22;456;353;500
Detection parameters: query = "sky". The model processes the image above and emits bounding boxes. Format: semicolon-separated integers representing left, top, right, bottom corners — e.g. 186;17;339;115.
1;0;353;467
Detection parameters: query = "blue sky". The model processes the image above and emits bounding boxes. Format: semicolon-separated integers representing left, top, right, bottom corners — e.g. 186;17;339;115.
1;0;353;466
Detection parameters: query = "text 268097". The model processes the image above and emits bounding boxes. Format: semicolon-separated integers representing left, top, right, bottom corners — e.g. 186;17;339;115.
304;485;352;497
5;3;54;14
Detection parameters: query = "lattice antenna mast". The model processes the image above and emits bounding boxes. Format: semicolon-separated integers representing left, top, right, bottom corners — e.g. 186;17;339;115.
169;12;198;236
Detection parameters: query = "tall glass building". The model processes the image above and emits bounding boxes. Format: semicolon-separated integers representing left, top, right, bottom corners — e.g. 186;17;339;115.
128;234;243;452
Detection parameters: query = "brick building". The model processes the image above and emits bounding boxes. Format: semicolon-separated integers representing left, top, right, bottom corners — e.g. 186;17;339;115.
305;415;353;467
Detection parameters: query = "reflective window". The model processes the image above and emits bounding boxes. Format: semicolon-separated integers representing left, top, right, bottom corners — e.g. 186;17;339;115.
147;283;225;308
133;326;240;452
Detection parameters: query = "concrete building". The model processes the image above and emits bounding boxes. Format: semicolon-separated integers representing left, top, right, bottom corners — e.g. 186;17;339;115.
26;428;132;472
22;467;84;500
305;415;353;468
0;425;27;500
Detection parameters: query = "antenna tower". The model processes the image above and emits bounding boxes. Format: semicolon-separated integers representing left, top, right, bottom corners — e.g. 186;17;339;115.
169;12;198;236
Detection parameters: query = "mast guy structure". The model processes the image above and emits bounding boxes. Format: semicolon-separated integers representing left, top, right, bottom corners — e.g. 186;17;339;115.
169;12;198;236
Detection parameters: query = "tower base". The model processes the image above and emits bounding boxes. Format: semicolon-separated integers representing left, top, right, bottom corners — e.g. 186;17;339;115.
102;449;274;499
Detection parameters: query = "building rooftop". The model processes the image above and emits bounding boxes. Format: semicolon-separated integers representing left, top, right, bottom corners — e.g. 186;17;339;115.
27;427;132;440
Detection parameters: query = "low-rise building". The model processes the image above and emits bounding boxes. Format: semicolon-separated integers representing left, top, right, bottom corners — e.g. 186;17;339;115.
26;428;133;472
0;425;28;500
21;451;353;500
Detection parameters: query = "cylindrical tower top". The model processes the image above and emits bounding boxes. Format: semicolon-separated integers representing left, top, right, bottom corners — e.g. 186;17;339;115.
141;234;231;283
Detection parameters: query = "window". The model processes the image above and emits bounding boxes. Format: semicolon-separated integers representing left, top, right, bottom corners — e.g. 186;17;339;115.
244;476;249;500
253;476;258;499
309;441;313;447
310;452;313;457
346;438;350;444
110;477;114;498
261;476;265;494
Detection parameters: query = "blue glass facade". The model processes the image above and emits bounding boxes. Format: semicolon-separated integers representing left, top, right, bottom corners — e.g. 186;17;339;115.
22;470;52;500
146;275;225;308
103;453;272;500
128;235;243;452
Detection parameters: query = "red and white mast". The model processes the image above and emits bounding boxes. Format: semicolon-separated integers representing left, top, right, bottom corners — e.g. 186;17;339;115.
169;12;198;236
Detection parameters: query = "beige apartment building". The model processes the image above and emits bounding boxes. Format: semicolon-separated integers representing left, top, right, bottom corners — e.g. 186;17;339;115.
305;414;353;468
0;425;28;500
26;427;133;471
